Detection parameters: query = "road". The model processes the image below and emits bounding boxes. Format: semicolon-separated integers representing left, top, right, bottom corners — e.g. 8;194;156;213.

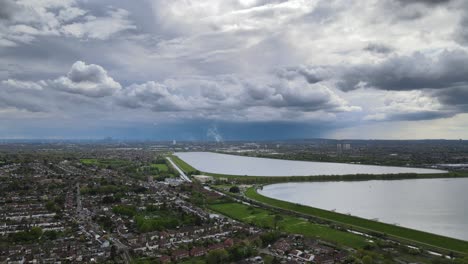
76;183;83;219
166;157;192;182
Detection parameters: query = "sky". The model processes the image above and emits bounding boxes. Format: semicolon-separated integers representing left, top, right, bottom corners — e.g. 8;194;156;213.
1;0;468;140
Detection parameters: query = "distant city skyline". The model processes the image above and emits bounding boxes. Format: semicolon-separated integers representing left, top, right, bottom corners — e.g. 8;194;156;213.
1;0;468;140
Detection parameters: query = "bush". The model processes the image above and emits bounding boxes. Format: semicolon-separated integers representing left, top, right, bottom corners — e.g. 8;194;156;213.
112;205;137;217
206;249;229;264
362;255;373;264
9;227;43;242
229;186;240;193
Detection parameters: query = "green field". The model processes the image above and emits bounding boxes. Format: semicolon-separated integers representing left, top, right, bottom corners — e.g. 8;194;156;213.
80;158;131;167
245;187;468;254
150;163;169;172
209;202;368;248
80;158;99;165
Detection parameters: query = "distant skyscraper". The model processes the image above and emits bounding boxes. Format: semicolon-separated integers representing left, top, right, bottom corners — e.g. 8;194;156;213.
172;140;176;145
344;143;351;150
337;144;342;154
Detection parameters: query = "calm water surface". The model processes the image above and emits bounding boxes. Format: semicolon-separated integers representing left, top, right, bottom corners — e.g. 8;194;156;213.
259;178;468;241
175;152;446;176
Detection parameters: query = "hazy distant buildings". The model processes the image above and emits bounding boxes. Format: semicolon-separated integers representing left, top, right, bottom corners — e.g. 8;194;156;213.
337;143;351;154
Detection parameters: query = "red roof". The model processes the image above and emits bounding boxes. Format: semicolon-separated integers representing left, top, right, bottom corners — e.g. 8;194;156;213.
159;255;171;264
207;243;224;251
223;238;234;247
190;247;207;256
172;249;189;260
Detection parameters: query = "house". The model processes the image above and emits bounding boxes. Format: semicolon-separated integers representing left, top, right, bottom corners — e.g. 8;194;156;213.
224;238;234;248
207;243;224;251
190;247;207;257
272;239;292;255
193;175;213;183
172;249;189;261
159;255;171;264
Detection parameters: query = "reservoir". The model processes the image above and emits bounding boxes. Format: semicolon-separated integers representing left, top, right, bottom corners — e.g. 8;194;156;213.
259;179;468;241
175;152;446;176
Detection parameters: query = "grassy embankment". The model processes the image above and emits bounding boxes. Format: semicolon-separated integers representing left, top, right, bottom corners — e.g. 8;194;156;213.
245;187;468;255
204;171;468;184
169;155;197;174
208;202;369;249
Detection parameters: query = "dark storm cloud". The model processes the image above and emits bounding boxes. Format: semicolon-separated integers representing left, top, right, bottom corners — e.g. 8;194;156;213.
0;96;46;112
382;111;454;122
301;0;348;24
396;0;452;5
0;36;89;81
383;0;454;22
433;86;468;110
0;60;358;122
364;43;394;54
0;0;18;20
337;50;468;91
455;13;468;46
115;74;356;117
331;49;468;119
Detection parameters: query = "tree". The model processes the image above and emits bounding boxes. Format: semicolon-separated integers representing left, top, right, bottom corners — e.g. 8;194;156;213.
362;255;373;264
110;245;118;260
42;230;60;240
264;255;281;264
229;186;240;193
273;215;283;230
206;249;229;264
260;231;281;245
30;227;43;239
455;256;468;264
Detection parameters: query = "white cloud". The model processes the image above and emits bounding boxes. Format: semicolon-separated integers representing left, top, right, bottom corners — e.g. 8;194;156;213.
363;90;450;121
1;79;44;90
50;61;121;97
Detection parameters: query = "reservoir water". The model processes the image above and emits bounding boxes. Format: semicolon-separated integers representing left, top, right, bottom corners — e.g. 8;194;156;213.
259;179;468;241
175;152;446;176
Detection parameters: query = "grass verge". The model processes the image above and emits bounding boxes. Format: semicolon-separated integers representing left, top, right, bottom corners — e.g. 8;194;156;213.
203;171;468;184
169;155;197;174
245;187;468;255
209;202;369;248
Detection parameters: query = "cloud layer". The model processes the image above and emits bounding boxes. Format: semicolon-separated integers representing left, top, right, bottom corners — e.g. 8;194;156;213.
1;0;468;139
0;0;135;47
1;61;359;123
